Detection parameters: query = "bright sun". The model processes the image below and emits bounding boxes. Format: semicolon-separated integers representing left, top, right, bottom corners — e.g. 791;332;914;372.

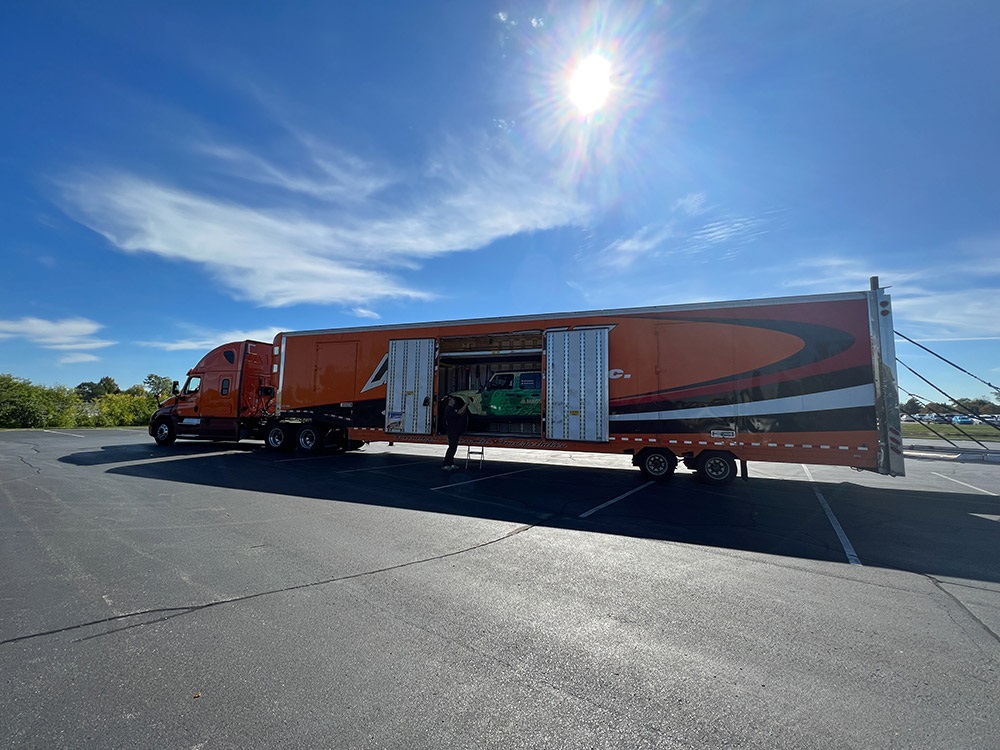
568;54;612;116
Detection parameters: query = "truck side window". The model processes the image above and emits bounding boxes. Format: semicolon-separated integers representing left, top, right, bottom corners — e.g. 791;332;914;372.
184;376;201;394
491;373;514;390
221;378;230;396
224;350;236;364
520;373;541;389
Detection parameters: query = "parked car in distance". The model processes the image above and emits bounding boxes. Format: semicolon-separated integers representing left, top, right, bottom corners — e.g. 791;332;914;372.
952;415;974;425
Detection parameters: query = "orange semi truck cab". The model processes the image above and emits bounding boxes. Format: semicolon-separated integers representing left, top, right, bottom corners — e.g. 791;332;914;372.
149;340;274;445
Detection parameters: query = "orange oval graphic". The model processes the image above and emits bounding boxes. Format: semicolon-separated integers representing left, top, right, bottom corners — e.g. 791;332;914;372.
655;321;805;389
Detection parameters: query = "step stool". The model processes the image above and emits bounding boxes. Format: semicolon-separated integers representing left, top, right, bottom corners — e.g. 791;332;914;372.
466;445;485;469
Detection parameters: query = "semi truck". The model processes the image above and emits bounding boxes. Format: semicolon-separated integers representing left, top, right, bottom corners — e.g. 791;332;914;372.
149;280;904;485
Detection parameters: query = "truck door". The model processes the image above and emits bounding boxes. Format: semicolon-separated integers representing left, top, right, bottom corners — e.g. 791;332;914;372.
546;328;609;442
385;338;436;434
173;375;204;437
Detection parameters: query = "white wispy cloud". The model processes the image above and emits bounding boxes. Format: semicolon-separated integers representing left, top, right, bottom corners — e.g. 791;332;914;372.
785;253;1000;340
673;192;707;216
595;198;771;271
59;353;100;365
138;326;287;351
598;224;676;270
56;133;588;309
0;317;116;351
198;139;395;202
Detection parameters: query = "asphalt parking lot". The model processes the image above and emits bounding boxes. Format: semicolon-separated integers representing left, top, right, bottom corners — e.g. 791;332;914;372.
2;429;998;749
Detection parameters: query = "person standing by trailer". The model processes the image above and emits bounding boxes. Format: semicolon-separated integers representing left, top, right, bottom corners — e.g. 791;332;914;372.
442;396;470;470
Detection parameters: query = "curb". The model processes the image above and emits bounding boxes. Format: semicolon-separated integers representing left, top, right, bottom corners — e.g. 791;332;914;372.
904;445;1000;464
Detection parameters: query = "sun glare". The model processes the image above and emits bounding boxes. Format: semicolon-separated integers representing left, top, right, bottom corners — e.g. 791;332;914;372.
568;54;612;116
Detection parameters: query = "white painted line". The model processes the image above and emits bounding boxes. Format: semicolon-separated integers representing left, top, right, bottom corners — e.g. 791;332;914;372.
43;429;86;438
430;468;534;491
932;472;998;496
802;465;861;565
579;481;655;518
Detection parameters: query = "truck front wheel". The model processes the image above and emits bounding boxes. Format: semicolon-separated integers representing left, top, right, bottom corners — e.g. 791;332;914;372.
152;419;176;446
637;448;677;481
696;451;737;485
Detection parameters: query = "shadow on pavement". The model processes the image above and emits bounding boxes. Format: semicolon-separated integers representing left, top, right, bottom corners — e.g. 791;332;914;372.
59;442;1000;585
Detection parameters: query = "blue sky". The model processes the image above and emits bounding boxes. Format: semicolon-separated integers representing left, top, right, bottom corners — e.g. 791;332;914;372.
2;1;999;406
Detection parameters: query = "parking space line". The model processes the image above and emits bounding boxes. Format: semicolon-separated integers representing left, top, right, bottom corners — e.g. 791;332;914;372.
931;472;997;496
579;481;655;518
802;465;861;565
42;429;86;438
430;468;534;491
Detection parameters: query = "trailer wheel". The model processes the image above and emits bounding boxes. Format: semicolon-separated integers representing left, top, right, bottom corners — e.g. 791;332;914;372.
696;451;737;485
265;424;295;451
637;448;677;481
296;424;324;454
152;419;176;446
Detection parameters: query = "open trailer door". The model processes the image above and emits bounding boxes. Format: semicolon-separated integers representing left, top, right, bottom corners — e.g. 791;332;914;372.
385;338;436;435
546;328;609;442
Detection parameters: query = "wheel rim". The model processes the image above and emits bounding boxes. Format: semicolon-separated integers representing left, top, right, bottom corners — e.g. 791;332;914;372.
645;452;669;477
268;429;284;448
156;423;171;441
704;457;730;481
299;429;316;450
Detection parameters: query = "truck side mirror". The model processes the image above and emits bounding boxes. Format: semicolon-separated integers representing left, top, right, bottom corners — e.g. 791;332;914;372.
171;381;179;395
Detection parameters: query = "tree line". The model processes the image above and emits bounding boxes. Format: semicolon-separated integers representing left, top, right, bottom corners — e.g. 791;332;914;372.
3;372;997;429
900;396;1000;416
0;373;174;429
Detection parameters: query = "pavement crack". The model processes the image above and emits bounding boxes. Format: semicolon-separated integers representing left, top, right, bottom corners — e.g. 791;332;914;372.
0;522;538;646
926;574;1000;649
17;454;42;475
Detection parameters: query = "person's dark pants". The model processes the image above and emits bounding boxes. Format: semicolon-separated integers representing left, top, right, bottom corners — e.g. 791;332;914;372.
444;430;461;466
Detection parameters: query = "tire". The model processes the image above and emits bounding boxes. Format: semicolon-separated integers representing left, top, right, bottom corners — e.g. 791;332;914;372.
638;448;677;481
696;451;737;485
296;424;325;453
265;423;295;451
152;419;176;446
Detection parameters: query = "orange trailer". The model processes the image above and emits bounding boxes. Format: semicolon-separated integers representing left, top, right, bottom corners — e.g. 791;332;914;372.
150;281;903;484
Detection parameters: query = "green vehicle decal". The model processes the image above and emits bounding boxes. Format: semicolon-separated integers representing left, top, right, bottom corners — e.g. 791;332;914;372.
449;371;542;419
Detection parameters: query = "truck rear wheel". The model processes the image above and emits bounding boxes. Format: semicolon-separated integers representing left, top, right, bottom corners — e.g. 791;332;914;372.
696;451;737;485
152;419;176;446
296;424;325;454
265;424;295;451
637;448;677;481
